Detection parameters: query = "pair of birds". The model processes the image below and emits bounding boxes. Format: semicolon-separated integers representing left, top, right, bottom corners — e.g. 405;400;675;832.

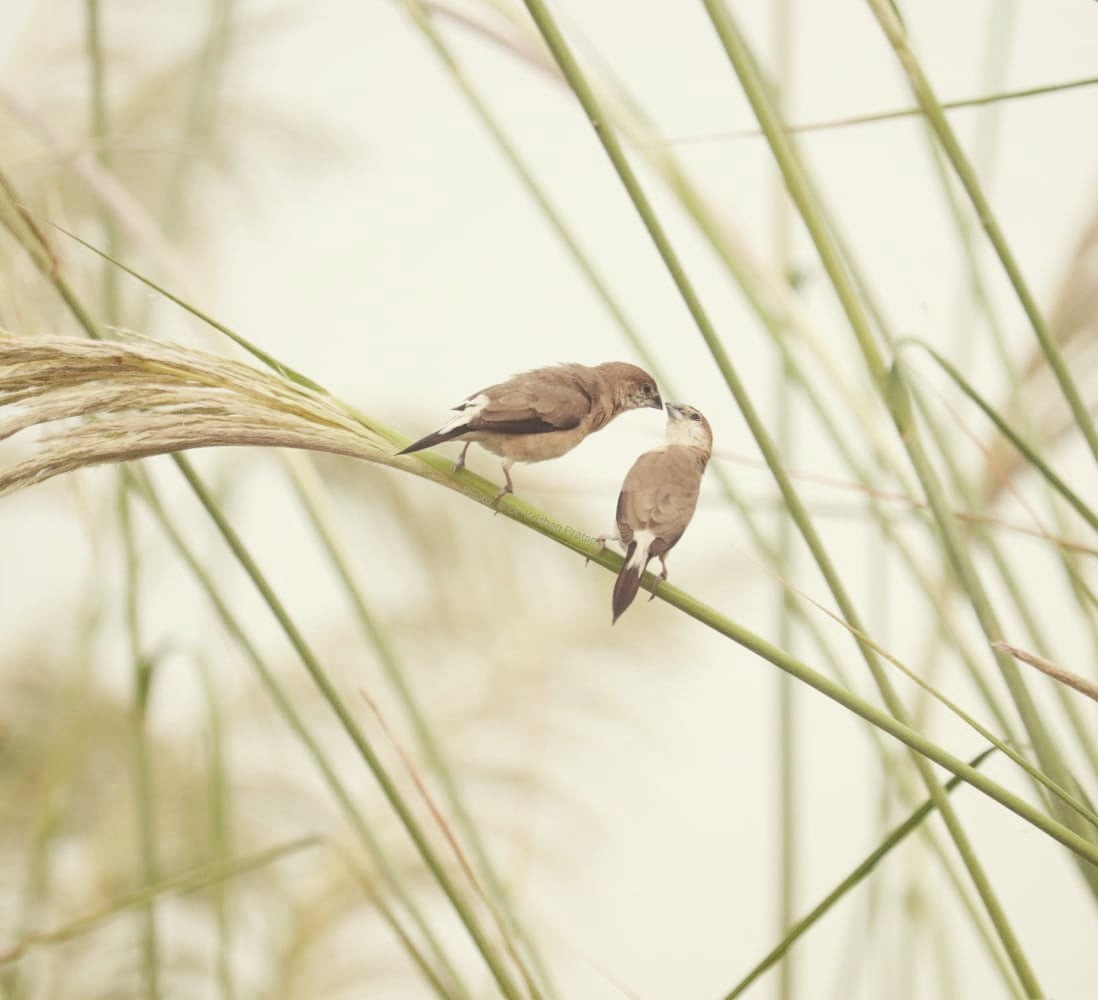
399;361;711;623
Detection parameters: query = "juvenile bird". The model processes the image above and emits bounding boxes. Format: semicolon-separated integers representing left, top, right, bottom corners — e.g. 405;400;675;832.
399;362;662;500
606;402;712;623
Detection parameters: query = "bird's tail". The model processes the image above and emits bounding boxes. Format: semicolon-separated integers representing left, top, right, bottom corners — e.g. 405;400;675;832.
398;399;484;455
612;538;650;624
397;425;467;456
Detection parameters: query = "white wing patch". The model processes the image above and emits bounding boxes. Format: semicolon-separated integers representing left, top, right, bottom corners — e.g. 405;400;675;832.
626;530;655;570
438;393;489;435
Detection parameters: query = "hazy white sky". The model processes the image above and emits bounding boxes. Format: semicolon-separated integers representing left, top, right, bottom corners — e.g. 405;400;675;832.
3;1;1098;997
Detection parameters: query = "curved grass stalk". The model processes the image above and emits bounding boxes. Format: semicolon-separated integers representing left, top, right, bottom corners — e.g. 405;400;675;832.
6;332;1098;1000
3;331;1097;871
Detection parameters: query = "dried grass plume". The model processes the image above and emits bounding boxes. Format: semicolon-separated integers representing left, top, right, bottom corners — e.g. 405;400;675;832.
0;333;397;495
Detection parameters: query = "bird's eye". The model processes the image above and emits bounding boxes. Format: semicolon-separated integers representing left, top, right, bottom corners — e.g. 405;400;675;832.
690;412;701;422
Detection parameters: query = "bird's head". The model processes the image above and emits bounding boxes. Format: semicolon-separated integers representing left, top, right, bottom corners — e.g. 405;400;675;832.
600;362;663;413
665;402;713;454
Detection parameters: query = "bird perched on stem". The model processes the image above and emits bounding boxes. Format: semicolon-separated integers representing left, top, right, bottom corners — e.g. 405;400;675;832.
398;362;663;501
602;402;712;623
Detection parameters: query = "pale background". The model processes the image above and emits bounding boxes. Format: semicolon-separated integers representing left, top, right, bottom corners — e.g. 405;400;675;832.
2;1;1098;998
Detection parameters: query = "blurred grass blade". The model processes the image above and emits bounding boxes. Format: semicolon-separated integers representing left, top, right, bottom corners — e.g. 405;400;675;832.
723;749;1001;1000
863;0;1098;467
662;72;1098;145
198;661;237;1000
898;339;1098;534
994;642;1098;705
172;457;529;1000
0;836;320;966
790;579;1098;831
699;0;1098;920
286;453;554;999
118;484;162;1000
125;466;472;999
770;3;798;997
36;216;327;393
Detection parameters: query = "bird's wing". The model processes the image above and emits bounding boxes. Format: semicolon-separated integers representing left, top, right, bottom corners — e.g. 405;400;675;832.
462;367;594;435
616;448;703;549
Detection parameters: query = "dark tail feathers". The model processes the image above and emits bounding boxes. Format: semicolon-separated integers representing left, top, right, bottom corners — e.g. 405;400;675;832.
612;542;646;624
398;425;466;456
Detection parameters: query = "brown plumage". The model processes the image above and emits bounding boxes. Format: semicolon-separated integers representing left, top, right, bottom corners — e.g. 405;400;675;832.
399;362;662;499
609;402;712;623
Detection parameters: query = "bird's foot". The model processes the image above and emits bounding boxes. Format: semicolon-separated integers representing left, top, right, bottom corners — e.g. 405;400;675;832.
647;560;669;601
491;483;514;509
454;443;471;474
586;533;615;566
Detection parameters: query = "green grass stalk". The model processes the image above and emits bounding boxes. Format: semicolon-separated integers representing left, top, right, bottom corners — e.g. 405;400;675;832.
771;3;799;998
118;484;162;1000
199;663;236;1000
85;0;120;321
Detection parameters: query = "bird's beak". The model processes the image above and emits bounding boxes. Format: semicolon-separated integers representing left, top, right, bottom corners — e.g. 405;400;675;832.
650;391;664;410
665;401;684;420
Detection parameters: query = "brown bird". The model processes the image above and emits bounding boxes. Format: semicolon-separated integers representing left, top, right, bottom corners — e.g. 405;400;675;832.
605;402;712;623
398;362;662;500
